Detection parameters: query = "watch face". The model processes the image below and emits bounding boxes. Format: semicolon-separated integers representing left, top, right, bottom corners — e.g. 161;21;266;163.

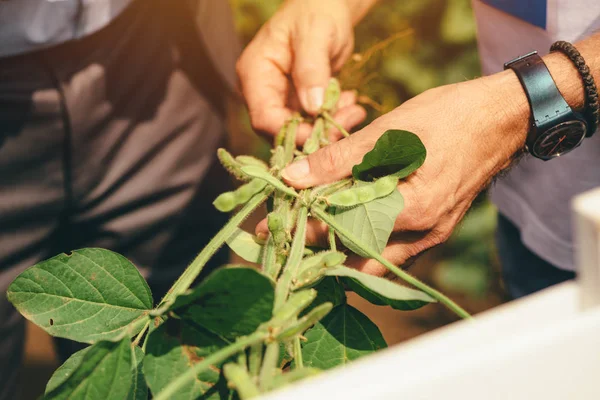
532;120;587;159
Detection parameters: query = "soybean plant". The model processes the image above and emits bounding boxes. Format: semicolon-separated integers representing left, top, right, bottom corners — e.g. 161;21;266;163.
6;78;470;400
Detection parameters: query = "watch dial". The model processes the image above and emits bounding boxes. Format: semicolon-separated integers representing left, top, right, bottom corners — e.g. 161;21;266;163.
532;120;587;159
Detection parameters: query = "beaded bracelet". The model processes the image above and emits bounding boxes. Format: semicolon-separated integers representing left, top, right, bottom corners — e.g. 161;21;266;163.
550;40;600;136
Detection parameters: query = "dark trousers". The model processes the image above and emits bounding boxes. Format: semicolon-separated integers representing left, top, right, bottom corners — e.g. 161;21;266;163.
0;2;232;398
496;214;576;299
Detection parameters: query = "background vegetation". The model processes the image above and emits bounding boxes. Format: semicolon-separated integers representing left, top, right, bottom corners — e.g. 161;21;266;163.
230;0;504;301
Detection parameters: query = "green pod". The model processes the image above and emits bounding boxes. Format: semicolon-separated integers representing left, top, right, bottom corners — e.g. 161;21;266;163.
241;166;298;198
222;363;260;398
213;179;267;212
267;212;285;233
271;145;286;169
271;289;317;325
267;212;287;245
213;191;237;212
236;155;269;170
235;179;268;204
292;251;346;290
283;116;301;165
302;118;324;155
275;121;288;147
275;303;333;341
321;78;341;112
326;176;399;208
217;148;247;181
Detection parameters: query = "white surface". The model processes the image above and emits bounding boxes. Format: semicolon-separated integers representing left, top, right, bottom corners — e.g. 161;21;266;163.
262;188;600;400
573;187;600;310
264;283;600;400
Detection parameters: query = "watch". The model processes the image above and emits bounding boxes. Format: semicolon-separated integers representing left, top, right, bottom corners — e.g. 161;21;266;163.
504;51;588;160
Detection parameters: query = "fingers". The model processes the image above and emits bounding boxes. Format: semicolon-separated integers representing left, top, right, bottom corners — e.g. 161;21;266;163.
291;17;337;114
237;39;293;136
281;123;379;189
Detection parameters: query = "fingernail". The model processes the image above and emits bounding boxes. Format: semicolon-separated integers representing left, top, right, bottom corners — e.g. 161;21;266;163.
256;232;268;241
307;87;324;112
282;159;310;181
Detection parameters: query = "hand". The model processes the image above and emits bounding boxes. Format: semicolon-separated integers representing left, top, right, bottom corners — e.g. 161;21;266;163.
236;0;367;143
257;72;530;276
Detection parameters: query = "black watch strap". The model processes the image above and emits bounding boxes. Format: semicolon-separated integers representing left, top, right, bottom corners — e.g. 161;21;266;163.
504;51;574;148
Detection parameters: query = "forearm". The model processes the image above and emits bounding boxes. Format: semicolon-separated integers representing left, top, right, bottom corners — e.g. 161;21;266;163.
345;0;380;25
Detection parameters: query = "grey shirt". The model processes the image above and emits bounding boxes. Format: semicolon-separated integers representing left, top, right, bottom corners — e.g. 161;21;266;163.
473;0;600;271
0;0;132;57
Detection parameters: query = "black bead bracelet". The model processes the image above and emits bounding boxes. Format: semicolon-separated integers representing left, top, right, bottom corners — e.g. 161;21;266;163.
550;40;600;136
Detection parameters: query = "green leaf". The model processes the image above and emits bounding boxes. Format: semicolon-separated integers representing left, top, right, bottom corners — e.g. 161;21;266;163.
326;266;435;310
127;346;148;400
301;277;346;316
45;337;133;399
143;319;230;400
171;267;274;340
45;347;90;394
351;130;426;181
302;304;387;370
226;228;263;263
331;189;404;257
7;248;152;343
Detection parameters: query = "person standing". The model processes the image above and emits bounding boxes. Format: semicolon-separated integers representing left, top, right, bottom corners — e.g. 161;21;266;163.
0;1;239;398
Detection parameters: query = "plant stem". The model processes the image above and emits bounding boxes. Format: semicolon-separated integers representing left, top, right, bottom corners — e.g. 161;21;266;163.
274;206;309;311
292;337;303;368
322;111;350;138
258;342;280;391
313;207;472;319
154;331;268;400
328;227;337;251
160;191;270;306
248;343;263;378
132;320;149;347
223;363;260;399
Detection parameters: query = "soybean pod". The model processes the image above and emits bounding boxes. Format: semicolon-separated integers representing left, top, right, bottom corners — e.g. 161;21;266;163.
292;251;346;290
236;155;269;170
213;179;268;212
275;121;288;147
271;289;317;325
275;303;333;341
302;118;324;155
222;363;260;399
283;116;300;165
320;78;341;112
326;176;399;208
271;145;286;169
217;148;248;181
241;166;298;198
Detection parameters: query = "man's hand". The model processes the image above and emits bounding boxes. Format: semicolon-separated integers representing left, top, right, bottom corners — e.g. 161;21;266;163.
237;0;375;142
257;72;530;275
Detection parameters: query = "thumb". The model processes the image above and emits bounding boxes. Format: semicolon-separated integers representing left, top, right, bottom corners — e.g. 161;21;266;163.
281;133;369;189
291;20;334;114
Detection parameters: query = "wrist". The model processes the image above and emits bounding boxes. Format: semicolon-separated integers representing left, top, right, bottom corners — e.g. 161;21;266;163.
475;69;530;170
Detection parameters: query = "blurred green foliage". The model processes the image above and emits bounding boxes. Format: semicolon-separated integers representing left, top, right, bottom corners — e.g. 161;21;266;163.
433;201;498;298
230;0;499;299
231;0;481;117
